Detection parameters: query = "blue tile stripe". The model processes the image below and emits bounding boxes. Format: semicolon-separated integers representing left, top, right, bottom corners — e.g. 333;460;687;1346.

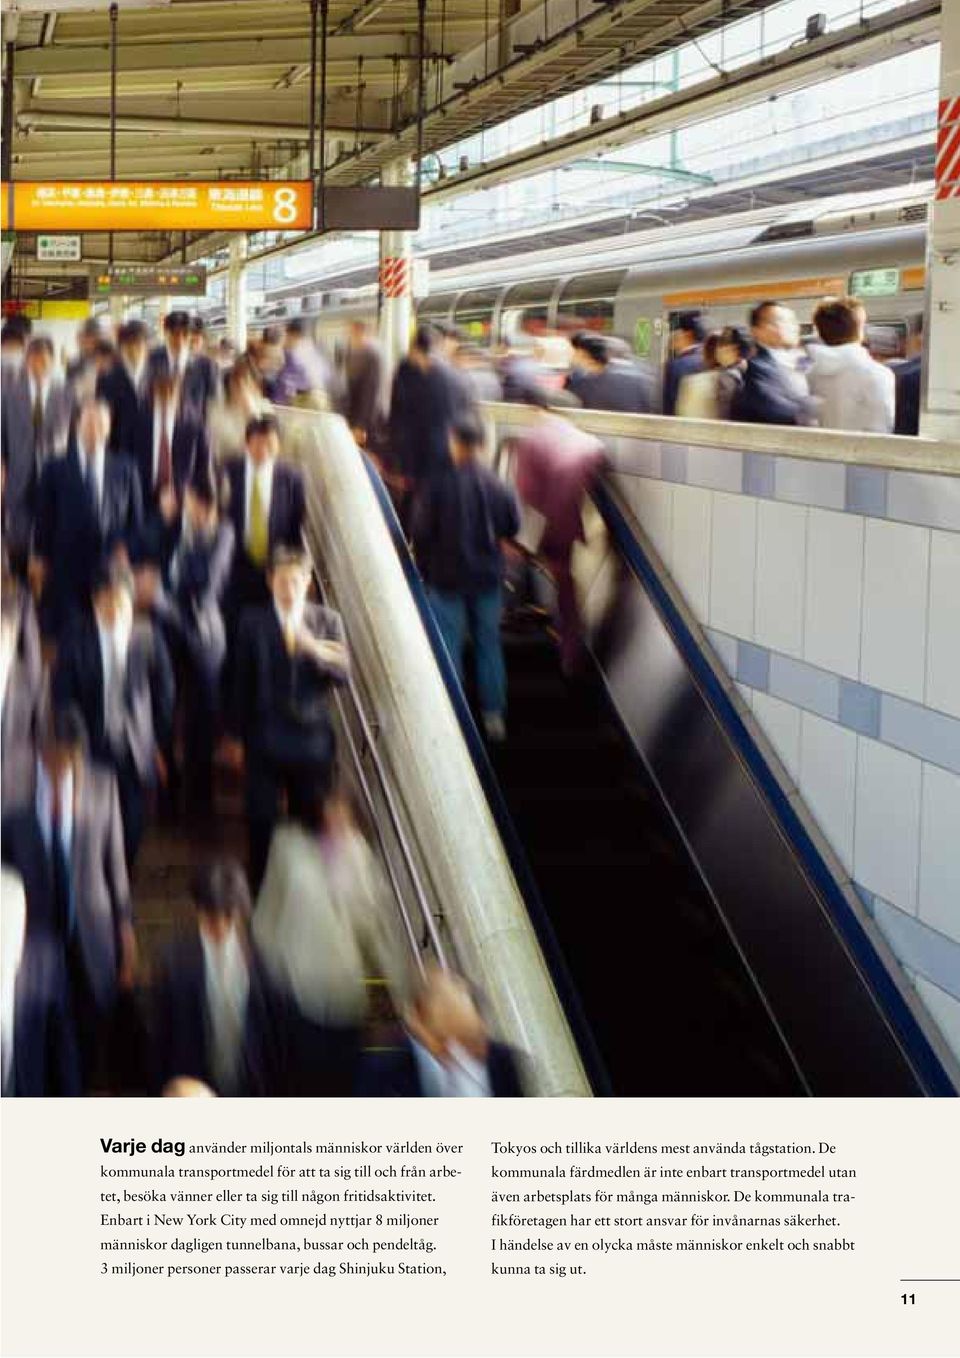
613;436;960;534
706;630;960;777
869;892;960;1005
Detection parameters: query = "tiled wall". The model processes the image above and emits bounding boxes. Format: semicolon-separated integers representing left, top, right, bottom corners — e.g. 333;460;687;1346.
608;437;960;1067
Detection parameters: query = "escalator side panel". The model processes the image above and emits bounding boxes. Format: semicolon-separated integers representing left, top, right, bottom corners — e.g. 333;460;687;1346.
593;484;956;1097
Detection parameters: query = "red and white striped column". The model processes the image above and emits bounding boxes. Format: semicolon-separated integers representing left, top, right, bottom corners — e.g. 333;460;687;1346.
378;158;414;377
924;12;960;437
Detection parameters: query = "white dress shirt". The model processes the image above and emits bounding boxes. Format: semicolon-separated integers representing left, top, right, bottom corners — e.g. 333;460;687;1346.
200;928;250;1094
152;402;177;488
97;616;132;733
411;1040;492;1097
80;443;107;511
35;758;74;859
244;456;274;537
27;376;50;418
1;869;27;1096
166;344;188;379
274;598;305;642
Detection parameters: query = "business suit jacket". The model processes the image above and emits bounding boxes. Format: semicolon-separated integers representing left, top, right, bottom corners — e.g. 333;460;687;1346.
662;346;703;417
732;346;807;426
356;1038;526;1097
52;613;175;785
149;929;288;1096
154;520;235;675
894;356;921;436
1;586;43;810
96;362;144;456
146;346;220;415
232;602;345;769
132;400;211;517
34;446;144;638
388;358;470;482
220;456;306;613
2;762;132;1011
6;933;82;1097
0;372;74;563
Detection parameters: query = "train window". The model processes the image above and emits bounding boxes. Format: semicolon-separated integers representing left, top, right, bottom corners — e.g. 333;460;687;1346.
417;292;457;327
453;287;500;344
499;279;556;342
556;269;628;335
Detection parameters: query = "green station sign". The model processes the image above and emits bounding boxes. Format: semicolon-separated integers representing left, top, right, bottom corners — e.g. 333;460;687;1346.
94;264;207;297
848;268;901;298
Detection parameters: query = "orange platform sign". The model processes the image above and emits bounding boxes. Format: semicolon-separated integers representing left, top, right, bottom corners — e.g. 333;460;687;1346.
1;180;313;232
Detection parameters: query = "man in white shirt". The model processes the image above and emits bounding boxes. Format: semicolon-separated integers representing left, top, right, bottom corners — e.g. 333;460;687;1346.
807;295;896;434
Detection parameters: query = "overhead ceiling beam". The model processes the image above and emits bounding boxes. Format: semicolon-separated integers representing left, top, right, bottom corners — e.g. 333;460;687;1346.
17;105;388;136
14;32;417;78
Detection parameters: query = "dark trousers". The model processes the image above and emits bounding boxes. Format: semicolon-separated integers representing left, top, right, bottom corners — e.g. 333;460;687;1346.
66;933;107;1092
112;752;147;872
282;1011;361;1097
245;747;335;896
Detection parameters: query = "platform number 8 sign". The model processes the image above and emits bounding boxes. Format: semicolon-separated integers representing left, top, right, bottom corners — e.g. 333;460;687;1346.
272;187;300;225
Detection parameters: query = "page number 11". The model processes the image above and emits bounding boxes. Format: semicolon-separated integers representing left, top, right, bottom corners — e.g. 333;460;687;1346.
901;1294;916;1305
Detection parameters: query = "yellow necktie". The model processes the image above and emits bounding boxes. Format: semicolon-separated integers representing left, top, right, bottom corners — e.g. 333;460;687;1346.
247;472;268;567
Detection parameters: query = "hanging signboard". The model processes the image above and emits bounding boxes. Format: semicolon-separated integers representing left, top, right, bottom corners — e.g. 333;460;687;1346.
1;181;313;232
93;264;208;297
37;235;82;262
320;186;420;232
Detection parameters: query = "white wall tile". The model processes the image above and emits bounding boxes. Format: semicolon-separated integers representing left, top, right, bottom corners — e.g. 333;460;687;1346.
709;492;757;640
752;691;802;782
775;457;846;510
918;762;960;944
854;737;922;916
755;501;807;657
798;712;858;870
670;484;712;622
861;518;930;702
915;977;960;1063
628;476;674;567
925;529;960;720
736;683;754;710
803;509;863;681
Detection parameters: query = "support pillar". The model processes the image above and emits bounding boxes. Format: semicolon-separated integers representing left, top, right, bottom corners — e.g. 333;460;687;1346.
378;158;414;376
227;233;248;352
109;294;125;327
922;10;960;438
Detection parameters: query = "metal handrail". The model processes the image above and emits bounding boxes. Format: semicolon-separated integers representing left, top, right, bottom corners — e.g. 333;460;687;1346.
313;567;448;973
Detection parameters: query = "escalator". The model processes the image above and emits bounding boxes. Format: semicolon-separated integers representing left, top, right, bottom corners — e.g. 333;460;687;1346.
364;459;955;1098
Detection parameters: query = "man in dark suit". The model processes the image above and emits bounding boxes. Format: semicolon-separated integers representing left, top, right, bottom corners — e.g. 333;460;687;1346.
1;867;82;1097
387;325;471;516
894;313;923;436
1;707;135;1089
231;546;348;892
52;562;175;869
150;858;287;1096
2;565;44;810
221;413;306;620
357;967;526;1097
147;311;219;417
96;319;149;455
138;474;235;817
133;370;211;529
31;397;143;641
1;335;74;576
662;311;705;417
566;332;654;413
732;301;812;426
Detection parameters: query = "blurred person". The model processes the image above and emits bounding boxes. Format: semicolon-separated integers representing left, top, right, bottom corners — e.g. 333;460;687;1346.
732;301;811;426
713;325;751;419
1;560;44;809
133;370;210;531
1;319;30;376
513;387;606;676
52;561;174;869
247;326;285;400
207;358;271;464
216;339;238;372
273;318;337;411
253;784;414;1095
31;398;143;641
1;865;81;1097
411;413;519;742
388;325;471;512
66;317;110;398
162;1076;216;1096
566;332;653;414
147;311;219;415
151;858;286;1096
676;332;723;420
231;546;349;892
1;335;74;576
893;313;923;437
454;342;502;403
663;311;706;416
807;296;895;434
137;472;234;817
498;342;551;404
358;964;525;1097
343;320;386;450
96;319;150;456
2;705;134;1088
221;413;306;619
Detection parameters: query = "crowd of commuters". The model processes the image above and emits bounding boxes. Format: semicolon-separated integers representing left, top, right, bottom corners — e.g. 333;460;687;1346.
0;308;525;1099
